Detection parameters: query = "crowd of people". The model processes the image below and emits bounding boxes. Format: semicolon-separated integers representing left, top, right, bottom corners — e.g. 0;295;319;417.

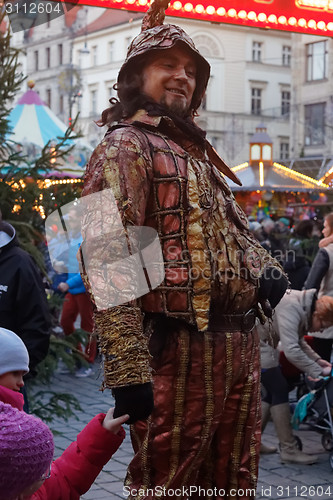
249;214;333;465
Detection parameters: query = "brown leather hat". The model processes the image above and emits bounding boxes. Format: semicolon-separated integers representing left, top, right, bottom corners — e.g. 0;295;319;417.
117;3;210;113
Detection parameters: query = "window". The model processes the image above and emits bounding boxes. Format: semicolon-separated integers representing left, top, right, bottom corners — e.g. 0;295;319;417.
46;47;50;68
125;36;132;51
251;88;262;115
108;41;115;62
59;95;64;114
91;46;97;66
90;90;97;115
34;50;39;71
46;89;51;108
281;90;290;116
304;103;325;146
46;12;51;28
58;44;63;65
282;45;291;66
280;142;289;160
252;42;262;62
306;41;328;81
107;82;116;100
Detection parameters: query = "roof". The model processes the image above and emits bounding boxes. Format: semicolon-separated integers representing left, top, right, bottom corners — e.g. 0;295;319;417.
65;5;83;28
226;162;329;192
250;131;273;144
250;124;273;144
76;8;143;36
0;18;7;34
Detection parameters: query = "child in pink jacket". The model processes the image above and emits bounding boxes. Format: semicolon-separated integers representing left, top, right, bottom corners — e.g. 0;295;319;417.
0;327;129;499
0;327;29;410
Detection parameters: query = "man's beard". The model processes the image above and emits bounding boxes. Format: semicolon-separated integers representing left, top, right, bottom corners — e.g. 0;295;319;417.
160;95;189;118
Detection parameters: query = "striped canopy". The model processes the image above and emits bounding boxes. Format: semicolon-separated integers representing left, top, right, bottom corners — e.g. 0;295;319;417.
8;89;71;148
7;88;93;178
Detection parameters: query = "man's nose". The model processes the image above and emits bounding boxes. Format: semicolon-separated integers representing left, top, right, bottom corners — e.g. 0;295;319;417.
174;66;187;80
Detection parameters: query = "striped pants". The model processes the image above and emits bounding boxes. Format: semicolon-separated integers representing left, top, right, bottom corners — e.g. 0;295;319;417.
126;325;261;500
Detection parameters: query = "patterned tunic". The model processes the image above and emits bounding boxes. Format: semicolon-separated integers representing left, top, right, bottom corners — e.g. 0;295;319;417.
81;109;279;388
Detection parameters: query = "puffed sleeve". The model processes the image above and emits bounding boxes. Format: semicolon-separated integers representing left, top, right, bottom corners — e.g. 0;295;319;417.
80;126;154;388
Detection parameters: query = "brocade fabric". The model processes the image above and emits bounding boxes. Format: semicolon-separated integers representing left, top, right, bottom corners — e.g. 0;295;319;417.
81;110;279;387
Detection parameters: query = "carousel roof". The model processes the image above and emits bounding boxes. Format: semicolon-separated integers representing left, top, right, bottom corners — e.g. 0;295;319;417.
6;84;93;178
226;161;329;192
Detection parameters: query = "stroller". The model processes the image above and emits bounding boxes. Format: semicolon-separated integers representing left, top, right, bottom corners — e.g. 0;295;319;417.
292;373;333;470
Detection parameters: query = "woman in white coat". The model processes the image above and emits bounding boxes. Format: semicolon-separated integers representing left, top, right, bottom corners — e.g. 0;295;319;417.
258;288;333;464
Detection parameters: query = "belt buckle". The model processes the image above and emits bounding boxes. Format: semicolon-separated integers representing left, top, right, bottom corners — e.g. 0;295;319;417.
242;309;256;333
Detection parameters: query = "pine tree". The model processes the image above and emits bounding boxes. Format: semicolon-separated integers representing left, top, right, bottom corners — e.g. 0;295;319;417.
0;12;87;424
0;11;82;268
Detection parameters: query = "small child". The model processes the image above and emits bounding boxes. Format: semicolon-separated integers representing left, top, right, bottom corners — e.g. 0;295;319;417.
0;327;29;410
0;401;128;500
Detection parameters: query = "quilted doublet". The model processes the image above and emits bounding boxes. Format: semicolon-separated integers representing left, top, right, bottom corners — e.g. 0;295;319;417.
141;131;194;321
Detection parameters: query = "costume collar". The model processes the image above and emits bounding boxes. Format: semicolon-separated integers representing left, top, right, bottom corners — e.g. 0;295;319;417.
124;109;161;128
124;110;242;186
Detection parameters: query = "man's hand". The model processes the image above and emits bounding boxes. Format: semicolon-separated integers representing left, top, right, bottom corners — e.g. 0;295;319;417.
102;408;129;434
113;382;154;424
258;267;288;311
57;282;69;293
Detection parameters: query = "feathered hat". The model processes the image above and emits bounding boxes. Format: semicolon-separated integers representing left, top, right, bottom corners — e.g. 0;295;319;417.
117;0;210;112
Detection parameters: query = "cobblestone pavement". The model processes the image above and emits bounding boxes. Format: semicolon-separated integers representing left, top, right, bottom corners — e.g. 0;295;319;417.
45;362;333;500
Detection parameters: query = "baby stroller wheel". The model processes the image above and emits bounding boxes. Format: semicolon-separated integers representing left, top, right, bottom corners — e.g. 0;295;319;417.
322;432;333;451
294;435;303;451
330;453;333;471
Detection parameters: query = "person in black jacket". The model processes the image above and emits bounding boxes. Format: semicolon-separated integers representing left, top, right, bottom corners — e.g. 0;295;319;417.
0;220;51;406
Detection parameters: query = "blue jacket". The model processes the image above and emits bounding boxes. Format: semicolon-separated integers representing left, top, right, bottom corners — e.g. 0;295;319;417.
65;234;86;295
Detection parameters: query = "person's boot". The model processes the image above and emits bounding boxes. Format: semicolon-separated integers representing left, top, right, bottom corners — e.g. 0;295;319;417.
270;403;318;465
260;401;277;454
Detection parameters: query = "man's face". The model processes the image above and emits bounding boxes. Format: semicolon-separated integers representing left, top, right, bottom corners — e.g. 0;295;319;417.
141;45;197;116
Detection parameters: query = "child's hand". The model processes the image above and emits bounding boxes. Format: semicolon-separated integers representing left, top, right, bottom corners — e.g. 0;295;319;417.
102;408;129;434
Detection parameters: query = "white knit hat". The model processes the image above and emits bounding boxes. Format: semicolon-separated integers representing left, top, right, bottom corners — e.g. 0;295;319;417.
0;328;29;376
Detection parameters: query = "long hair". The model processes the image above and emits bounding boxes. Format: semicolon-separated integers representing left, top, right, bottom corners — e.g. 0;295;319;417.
97;59;144;127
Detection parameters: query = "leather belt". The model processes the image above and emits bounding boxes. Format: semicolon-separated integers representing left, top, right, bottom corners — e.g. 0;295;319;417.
209;308;257;333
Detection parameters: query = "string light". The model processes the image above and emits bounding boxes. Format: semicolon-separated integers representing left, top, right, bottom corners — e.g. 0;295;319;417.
35;178;84;189
148;1;331;34
231;162;248;172
259;162;264;187
273;162;329;188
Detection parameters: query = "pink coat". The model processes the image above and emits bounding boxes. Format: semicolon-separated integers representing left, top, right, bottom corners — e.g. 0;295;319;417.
30;413;125;499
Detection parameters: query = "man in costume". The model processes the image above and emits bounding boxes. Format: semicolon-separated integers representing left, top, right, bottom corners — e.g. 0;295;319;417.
80;1;288;498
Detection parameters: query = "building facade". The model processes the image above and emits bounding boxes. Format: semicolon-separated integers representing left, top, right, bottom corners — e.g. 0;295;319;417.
13;6;292;166
290;33;333;178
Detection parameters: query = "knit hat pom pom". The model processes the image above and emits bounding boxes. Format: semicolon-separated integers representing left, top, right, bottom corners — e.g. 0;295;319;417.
0;402;54;500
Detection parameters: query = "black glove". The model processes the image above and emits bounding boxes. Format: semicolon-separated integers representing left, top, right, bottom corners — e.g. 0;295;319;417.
113;382;154;424
258;267;288;310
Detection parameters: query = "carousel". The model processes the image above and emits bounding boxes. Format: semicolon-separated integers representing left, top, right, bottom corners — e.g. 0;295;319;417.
226;124;330;220
6;81;92;182
5;81;93;218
